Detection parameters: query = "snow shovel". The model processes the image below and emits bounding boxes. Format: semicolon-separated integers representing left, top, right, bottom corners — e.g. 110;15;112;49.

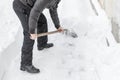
37;29;78;38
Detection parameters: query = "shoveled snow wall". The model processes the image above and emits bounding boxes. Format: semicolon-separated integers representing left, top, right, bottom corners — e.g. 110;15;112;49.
0;0;20;54
0;0;20;79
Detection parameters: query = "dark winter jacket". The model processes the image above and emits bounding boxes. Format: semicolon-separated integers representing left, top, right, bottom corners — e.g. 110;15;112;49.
20;0;61;34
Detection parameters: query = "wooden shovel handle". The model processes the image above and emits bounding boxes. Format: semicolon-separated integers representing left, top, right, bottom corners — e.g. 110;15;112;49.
37;29;67;37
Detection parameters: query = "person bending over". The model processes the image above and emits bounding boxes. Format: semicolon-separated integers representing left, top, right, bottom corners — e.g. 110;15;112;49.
13;0;63;73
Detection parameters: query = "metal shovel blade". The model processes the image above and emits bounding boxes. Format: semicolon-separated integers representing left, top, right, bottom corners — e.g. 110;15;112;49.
63;29;78;38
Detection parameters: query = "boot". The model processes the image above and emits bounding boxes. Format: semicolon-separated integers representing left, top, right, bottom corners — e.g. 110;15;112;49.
38;43;54;50
20;65;40;73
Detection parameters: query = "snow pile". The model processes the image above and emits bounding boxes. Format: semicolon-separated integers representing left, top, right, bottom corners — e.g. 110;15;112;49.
1;0;120;80
0;0;20;53
0;0;21;79
113;0;120;26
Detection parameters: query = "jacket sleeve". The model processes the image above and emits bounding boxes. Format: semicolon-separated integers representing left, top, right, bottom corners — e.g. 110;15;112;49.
49;4;60;29
29;0;49;34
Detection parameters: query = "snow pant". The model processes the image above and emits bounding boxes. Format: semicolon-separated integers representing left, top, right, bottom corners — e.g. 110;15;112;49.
13;0;48;67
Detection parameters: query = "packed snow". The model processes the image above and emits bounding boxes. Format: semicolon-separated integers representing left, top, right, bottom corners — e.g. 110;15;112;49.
113;0;120;26
0;0;19;53
0;0;120;80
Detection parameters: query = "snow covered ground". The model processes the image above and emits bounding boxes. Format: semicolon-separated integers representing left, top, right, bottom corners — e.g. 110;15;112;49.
1;0;120;80
0;0;20;53
0;0;20;79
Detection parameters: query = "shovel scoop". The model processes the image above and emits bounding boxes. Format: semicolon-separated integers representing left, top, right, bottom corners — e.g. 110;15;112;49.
63;29;78;38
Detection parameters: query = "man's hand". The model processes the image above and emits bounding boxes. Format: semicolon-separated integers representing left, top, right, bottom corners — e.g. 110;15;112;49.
57;27;64;32
30;34;37;40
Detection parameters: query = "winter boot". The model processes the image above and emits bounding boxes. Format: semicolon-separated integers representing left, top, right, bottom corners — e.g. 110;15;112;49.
38;43;54;50
20;65;40;73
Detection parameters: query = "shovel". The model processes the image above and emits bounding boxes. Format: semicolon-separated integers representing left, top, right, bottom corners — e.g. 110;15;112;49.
37;29;78;38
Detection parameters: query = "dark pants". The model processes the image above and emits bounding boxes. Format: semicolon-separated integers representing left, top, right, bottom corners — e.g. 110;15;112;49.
13;0;48;67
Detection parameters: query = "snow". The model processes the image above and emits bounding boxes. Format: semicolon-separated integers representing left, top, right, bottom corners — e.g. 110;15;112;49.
113;0;120;26
0;0;20;53
1;0;120;80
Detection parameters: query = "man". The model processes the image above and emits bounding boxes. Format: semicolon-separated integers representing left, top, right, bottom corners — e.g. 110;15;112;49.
13;0;63;73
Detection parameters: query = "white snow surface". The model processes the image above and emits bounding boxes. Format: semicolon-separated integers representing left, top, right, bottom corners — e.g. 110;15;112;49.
1;0;120;80
0;0;20;53
114;0;120;26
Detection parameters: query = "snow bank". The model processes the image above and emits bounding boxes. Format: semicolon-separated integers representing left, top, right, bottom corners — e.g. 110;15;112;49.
113;0;120;26
0;0;20;53
0;0;20;79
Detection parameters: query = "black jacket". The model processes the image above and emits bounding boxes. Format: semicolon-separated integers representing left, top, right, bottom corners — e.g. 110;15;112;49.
20;0;61;34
